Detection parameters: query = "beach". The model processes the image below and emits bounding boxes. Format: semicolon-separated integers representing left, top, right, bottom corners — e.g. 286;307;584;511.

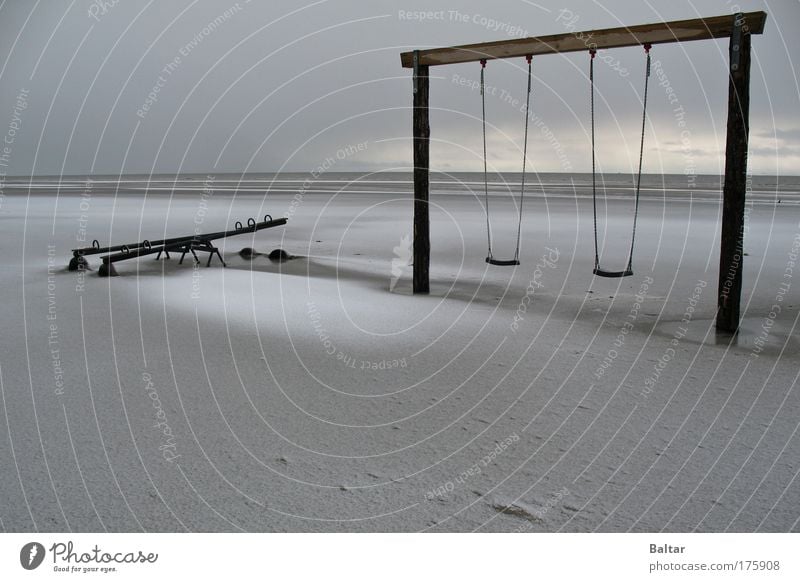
0;172;798;532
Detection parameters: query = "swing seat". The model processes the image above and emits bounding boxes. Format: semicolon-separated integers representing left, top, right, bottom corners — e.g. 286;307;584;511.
593;267;633;278
486;257;520;266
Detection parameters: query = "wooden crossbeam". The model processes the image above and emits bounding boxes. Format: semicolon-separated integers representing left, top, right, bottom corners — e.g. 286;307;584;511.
400;11;766;68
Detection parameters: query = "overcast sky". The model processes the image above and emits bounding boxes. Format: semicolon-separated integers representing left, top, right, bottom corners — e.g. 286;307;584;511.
0;0;797;176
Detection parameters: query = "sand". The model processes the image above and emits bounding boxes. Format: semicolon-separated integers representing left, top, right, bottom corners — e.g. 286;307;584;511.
0;173;797;532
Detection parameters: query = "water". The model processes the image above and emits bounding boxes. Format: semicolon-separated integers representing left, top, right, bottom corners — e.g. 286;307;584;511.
2;172;799;205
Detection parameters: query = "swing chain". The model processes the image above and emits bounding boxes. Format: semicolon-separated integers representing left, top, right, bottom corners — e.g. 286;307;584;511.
590;48;599;269
480;58;492;259
627;42;652;273
514;55;533;262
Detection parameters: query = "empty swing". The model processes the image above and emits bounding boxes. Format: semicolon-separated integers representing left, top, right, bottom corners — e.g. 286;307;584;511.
480;55;532;266
589;44;651;278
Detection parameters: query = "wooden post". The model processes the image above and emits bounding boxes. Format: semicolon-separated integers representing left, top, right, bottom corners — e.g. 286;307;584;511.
413;55;430;294
717;15;751;333
400;12;766;305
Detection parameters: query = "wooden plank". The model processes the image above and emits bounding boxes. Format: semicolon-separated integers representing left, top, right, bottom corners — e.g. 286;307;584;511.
716;29;751;333
412;61;430;294
400;11;766;67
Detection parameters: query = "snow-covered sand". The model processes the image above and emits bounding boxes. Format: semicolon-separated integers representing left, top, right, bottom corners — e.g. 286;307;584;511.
0;174;798;532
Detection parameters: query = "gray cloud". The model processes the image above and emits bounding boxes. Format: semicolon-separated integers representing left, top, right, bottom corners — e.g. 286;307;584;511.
0;0;797;176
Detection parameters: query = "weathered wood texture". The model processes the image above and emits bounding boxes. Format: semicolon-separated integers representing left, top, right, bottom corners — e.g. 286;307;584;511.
400;11;766;67
412;62;430;294
717;29;752;333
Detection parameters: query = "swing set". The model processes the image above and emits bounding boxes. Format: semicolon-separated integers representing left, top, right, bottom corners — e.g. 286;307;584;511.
401;11;767;332
478;45;651;275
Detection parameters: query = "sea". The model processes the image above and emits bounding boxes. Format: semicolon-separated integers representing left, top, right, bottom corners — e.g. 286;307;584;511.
1;172;798;205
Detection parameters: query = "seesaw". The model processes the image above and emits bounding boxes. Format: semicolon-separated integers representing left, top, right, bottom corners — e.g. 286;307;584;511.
69;215;287;276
